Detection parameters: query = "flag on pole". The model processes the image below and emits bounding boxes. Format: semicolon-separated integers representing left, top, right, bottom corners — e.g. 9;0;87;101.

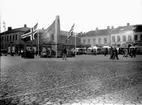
67;23;75;40
3;21;6;31
21;23;38;41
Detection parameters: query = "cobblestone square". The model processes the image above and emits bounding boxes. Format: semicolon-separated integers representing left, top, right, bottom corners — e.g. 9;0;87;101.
0;55;142;105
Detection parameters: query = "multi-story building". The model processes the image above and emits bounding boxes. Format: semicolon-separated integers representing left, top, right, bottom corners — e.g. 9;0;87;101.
79;23;142;48
110;23;142;47
80;26;112;47
0;25;31;54
0;25;81;54
133;25;142;46
110;23;134;47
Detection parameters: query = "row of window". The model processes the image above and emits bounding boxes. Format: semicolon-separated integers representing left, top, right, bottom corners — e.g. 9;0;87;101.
0;34;18;42
111;35;132;42
134;34;142;41
83;38;108;45
82;34;142;45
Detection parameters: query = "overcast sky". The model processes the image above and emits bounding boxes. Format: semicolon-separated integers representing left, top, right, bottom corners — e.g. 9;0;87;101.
0;0;142;33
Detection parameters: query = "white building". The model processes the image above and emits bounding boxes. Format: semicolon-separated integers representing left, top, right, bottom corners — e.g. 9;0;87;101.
110;23;134;47
80;26;112;47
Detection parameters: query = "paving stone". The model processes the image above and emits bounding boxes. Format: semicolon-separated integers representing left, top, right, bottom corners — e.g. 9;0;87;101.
103;104;113;105
43;101;53;105
114;104;123;105
72;103;82;105
91;99;99;104
95;103;104;105
63;103;72;105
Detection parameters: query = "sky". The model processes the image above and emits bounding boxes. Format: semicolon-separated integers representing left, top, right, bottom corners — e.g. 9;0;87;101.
0;0;142;33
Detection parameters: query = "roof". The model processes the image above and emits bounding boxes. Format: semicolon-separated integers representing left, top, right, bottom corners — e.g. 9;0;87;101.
81;29;110;37
133;24;142;32
0;27;30;35
110;25;134;34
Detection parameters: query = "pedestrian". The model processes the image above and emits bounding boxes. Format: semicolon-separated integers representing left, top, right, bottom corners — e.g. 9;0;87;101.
110;46;114;59
113;47;119;60
49;48;52;58
133;46;137;58
104;48;108;56
91;49;94;55
62;47;67;60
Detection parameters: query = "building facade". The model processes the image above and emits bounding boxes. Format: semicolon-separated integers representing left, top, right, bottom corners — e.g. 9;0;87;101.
0;25;32;54
79;23;142;48
0;26;81;55
80;26;112;47
110;23;134;47
133;25;142;46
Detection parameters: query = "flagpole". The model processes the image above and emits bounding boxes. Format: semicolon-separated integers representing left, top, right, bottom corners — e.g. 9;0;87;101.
75;33;76;56
38;29;39;56
0;15;1;33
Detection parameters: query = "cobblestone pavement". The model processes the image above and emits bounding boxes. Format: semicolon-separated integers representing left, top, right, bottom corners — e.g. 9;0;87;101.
0;55;142;105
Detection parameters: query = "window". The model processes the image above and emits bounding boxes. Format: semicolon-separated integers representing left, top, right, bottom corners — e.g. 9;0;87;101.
83;39;86;44
99;38;101;44
93;39;96;44
88;39;90;44
117;36;120;42
10;35;11;41
123;35;126;41
134;35;138;41
140;34;142;40
112;36;115;42
1;36;3;42
15;34;17;40
7;36;8;41
104;38;107;44
128;35;132;41
13;35;14;40
4;36;6;41
1;44;3;49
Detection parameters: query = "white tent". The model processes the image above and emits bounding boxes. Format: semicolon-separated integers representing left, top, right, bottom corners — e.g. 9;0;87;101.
92;46;98;49
88;47;92;50
103;46;111;48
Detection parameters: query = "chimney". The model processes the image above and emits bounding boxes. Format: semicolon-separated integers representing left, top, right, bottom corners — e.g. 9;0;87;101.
96;27;98;31
8;27;12;31
24;24;27;27
111;26;114;29
127;23;130;26
107;26;110;30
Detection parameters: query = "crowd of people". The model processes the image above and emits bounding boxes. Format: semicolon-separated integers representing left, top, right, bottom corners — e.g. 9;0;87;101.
0;45;138;60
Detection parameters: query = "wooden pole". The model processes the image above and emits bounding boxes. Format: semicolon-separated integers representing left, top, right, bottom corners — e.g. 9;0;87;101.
75;33;76;56
38;29;40;56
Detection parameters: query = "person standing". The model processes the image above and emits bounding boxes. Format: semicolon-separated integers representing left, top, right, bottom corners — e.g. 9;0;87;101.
62;47;67;60
113;47;119;60
133;46;137;58
110;46;114;59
